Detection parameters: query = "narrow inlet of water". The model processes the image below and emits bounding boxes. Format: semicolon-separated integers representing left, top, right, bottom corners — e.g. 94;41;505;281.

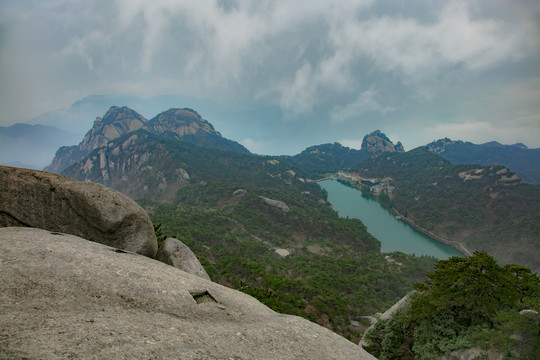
319;179;463;259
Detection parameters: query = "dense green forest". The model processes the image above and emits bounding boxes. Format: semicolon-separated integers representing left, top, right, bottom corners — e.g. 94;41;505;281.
363;251;540;359
138;180;437;342
350;147;540;273
278;142;370;176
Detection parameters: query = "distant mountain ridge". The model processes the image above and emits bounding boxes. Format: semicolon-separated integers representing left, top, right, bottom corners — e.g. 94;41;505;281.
427;138;540;184
281;130;404;176
0;123;80;170
45;106;249;173
349;147;540;273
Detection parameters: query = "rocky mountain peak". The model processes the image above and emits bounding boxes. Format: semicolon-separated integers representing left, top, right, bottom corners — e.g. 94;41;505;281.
144;108;221;139
361;130;404;155
81;106;147;151
45;106;250;174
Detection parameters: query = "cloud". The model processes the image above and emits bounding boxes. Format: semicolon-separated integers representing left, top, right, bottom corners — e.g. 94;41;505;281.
337;138;363;150
331;89;394;123
0;0;538;150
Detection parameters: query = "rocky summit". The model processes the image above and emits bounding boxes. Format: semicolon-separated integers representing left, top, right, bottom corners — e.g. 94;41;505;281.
361;130;404;155
45;106;147;174
0;227;375;360
45;106;250;174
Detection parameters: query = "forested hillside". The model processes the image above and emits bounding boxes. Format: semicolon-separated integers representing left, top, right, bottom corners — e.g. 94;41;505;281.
364;251;540;359
350;147;540;273
63;126;437;342
427;138;540;184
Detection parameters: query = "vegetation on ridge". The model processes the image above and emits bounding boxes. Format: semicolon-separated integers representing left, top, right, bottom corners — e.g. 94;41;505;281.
349;147;540;273
364;251;540;359
139;178;437;342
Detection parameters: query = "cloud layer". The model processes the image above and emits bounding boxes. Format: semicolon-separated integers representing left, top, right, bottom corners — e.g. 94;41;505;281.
1;0;539;153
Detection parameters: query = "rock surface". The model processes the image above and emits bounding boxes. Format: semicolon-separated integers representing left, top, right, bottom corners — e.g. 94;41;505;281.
0;165;157;257
44;106;147;173
0;227;375;360
156;237;210;280
361;130;404;155
45;106;250;174
260;196;290;213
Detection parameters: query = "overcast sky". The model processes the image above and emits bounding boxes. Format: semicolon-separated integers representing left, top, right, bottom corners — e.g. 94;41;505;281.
1;0;539;155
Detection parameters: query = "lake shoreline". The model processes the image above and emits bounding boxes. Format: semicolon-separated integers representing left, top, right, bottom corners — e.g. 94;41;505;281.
388;208;471;257
320;179;464;259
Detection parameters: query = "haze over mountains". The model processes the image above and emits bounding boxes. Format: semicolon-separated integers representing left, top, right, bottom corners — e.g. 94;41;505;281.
34;104;538;272
3;103;540;356
4;100;539;185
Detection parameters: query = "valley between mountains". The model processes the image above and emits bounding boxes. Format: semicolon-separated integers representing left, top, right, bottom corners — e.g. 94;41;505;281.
39;106;540;347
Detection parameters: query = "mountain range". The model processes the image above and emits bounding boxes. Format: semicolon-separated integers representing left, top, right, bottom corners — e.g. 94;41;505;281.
350;147;539;273
3;103;540;350
53;106;434;341
45;106;249;174
0;123;80;170
427;138;540;184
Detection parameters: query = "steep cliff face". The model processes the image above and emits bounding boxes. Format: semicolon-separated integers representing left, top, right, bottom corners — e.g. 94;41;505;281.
361;130;404;155
63;131;191;201
44;106;147;173
45;107;250;174
80;106;147;151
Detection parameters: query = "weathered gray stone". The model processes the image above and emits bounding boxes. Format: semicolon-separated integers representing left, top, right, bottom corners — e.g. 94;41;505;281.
232;188;247;198
0;165;157;257
260;196;290;213
0;227;376;360
156;237;210;280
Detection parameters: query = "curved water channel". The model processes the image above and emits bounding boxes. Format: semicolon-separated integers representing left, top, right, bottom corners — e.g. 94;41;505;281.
319;179;463;259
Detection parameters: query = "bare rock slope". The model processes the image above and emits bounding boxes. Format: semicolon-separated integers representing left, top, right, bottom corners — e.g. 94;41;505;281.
0;227;375;360
0;165;157;257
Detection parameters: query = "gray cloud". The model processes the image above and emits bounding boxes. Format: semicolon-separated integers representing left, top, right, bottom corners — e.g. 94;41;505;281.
0;0;538;153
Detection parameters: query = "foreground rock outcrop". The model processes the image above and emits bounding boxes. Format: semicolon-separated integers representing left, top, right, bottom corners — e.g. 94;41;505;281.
0;227;375;360
0;165;157;257
156;237;211;280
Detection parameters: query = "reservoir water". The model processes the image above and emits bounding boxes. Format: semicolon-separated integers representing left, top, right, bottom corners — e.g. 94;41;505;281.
319;179;463;259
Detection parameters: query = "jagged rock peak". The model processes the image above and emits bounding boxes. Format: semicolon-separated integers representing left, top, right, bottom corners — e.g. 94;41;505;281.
145;108;221;139
81;106;147;151
361;130;404;155
44;106;147;174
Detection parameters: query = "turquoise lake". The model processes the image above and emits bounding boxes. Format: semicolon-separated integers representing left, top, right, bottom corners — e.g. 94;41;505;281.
319;179;463;259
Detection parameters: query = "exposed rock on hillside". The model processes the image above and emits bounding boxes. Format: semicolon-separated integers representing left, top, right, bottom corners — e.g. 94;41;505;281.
427;137;540;184
0;165;157;257
145;108;250;154
457;165;521;185
0;227;375;360
156;237;210;280
63;131;194;201
81;106;147;152
46;106;250;174
45;106;147;173
260;196;290;213
361;130;404;155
